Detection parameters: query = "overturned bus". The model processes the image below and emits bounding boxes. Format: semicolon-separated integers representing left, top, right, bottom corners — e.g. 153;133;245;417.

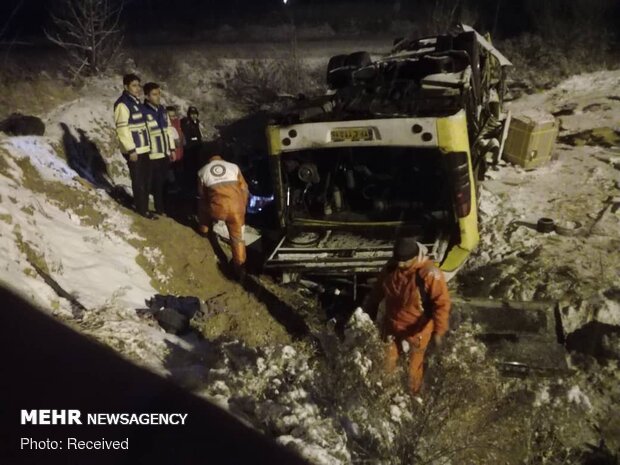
216;30;570;375
259;25;512;281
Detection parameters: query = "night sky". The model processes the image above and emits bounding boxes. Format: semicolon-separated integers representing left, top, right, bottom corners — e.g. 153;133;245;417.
1;0;619;43
5;0;286;38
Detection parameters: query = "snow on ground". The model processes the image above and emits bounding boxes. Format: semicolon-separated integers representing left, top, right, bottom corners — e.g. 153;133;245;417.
188;307;512;465
0;137;152;306
452;70;620;454
458;70;620;331
0;132;176;372
42;78;130;184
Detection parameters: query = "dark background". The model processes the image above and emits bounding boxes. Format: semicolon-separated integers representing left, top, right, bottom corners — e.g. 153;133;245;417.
1;0;619;44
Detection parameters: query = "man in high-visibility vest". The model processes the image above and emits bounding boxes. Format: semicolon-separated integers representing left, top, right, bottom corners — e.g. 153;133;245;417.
114;73;153;219
197;155;249;275
142;82;176;216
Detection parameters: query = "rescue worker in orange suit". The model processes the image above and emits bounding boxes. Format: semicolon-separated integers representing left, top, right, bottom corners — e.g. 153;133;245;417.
197;155;249;275
364;237;451;395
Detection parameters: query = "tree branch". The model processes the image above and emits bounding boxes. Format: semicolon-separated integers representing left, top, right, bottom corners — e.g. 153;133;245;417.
46;0;125;77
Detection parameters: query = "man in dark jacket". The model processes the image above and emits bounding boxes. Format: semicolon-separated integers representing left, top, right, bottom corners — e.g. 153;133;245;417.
181;106;203;194
166;105;184;191
167;105;184;162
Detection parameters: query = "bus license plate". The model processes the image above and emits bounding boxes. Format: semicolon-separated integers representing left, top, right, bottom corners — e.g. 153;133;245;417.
330;127;374;142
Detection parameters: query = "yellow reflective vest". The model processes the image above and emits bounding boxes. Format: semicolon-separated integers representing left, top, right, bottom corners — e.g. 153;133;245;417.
143;102;176;160
113;92;150;155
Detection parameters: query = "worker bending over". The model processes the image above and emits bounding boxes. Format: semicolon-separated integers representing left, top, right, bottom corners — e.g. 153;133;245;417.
197;155;249;275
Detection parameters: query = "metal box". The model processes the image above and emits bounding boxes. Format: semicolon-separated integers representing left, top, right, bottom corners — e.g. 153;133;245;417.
503;110;558;169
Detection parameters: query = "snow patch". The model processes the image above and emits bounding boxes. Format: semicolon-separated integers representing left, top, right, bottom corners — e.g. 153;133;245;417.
0;129;169;370
567;385;593;410
3;137;76;182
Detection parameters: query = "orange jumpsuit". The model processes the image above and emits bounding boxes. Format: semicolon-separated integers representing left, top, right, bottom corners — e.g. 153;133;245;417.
366;258;451;394
197;157;249;265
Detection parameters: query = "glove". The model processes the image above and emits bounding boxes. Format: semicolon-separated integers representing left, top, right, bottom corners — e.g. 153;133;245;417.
432;334;444;348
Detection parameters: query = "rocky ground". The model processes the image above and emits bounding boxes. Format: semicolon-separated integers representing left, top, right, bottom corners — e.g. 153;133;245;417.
0;42;618;464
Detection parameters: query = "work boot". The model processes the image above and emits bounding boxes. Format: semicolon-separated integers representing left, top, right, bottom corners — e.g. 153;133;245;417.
232;262;246;282
197;224;210;238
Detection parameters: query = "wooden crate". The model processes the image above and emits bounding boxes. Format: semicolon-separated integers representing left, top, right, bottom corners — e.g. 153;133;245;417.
503;110;558;169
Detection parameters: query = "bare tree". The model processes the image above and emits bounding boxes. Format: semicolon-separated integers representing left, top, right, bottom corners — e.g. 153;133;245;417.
0;0;25;43
45;0;124;78
430;0;462;34
1;0;26;65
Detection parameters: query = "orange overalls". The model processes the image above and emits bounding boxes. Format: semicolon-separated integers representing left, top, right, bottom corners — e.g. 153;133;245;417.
197;157;249;266
366;259;451;394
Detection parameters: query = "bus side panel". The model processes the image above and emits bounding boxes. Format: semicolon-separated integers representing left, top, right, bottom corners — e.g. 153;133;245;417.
436;111;480;273
266;125;287;228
